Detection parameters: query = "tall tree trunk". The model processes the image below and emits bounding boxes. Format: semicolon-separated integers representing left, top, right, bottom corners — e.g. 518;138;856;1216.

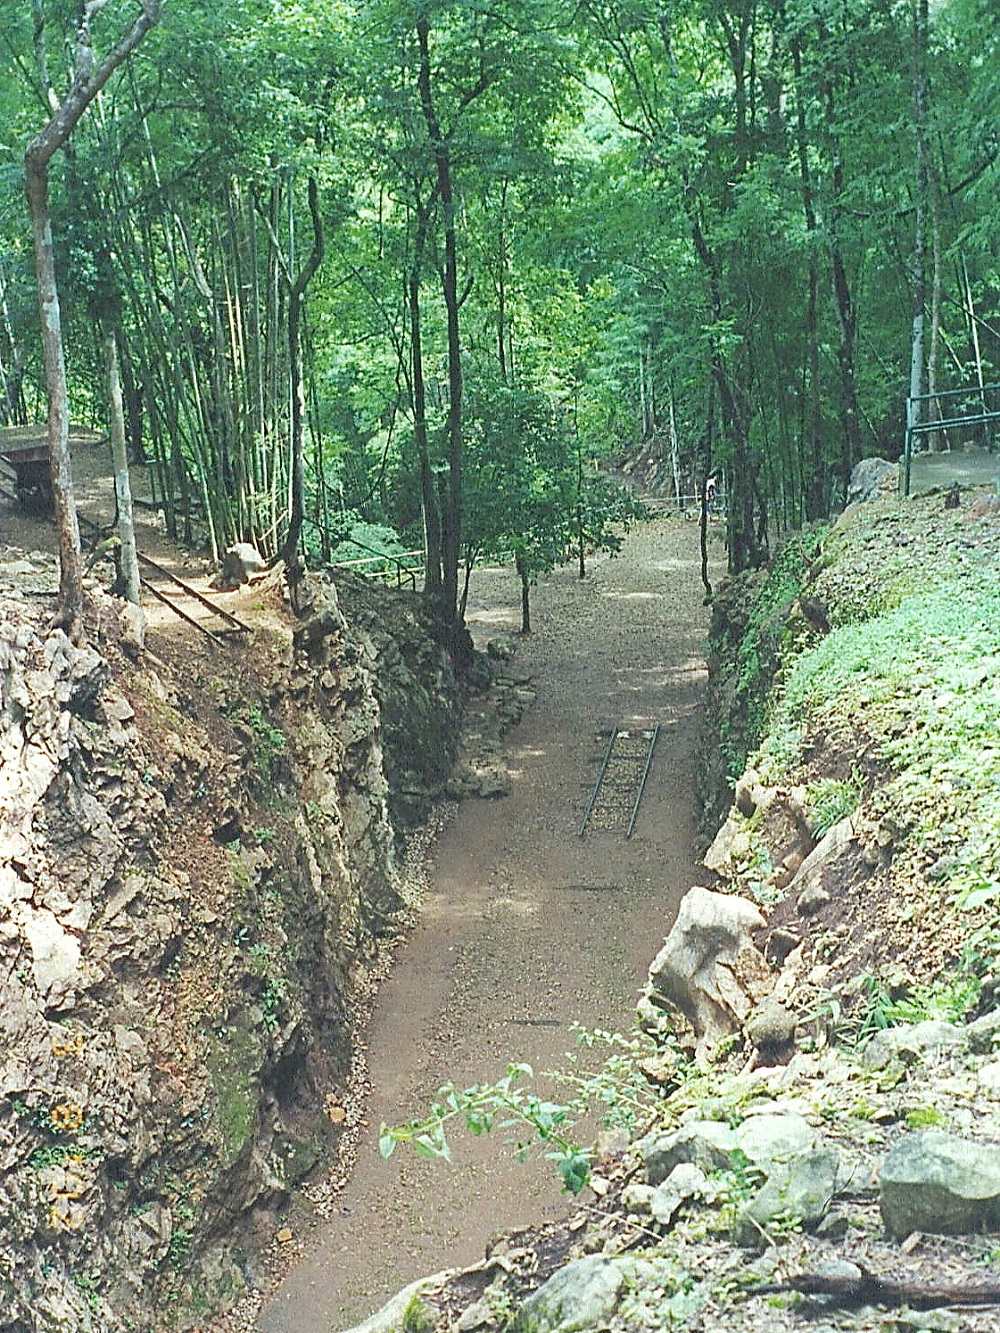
667;385;681;509
817;19;862;500
23;0;162;639
792;37;824;519
409;198;443;596
960;255;988;444
516;553;531;635
496;178;509;383
907;0;930;471
118;337;145;463
700;382;715;600
25;163;84;639
927;164;944;450
104;326;141;604
282;177;325;601
689;210;758;572
417;15;464;639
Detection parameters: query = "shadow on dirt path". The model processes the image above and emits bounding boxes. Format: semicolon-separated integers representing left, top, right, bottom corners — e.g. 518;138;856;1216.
260;516;720;1332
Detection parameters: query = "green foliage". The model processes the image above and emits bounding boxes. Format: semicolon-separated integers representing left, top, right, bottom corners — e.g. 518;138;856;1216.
773;568;1000;911
905;1106;948;1130
379;1062;590;1195
853;971;982;1044
805;776;861;837
719;529;825;782
72;1272;102;1312
400;1297;435;1333
323;514;420;580
241;705;288;782
1;0;998;591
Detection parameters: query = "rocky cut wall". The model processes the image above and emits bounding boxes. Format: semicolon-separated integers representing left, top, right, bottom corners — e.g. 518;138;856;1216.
0;560;445;1330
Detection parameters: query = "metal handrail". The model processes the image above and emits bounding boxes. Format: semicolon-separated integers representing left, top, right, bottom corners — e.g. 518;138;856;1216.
908;383;1000;403
903;381;1000;496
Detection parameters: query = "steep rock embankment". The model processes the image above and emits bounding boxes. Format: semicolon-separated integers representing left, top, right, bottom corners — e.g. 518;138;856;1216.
0;556;460;1331
701;484;1000;1008
344;484;1000;1333
336;574;462;829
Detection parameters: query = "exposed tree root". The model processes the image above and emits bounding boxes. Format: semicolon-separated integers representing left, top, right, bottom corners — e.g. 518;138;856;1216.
755;1266;1000;1310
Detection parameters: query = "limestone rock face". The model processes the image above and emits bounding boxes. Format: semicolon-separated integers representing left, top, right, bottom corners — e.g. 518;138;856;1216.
336;572;462;827
0;567;436;1330
644;886;767;1060
880;1131;1000;1236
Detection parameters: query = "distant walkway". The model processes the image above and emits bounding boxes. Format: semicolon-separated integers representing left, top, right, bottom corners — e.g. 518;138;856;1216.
910;446;999;493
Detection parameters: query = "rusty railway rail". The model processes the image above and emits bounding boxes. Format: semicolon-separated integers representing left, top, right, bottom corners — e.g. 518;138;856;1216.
75;511;252;648
578;723;660;838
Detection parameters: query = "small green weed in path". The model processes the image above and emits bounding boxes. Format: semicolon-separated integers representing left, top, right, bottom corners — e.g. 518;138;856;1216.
401;1297;435;1333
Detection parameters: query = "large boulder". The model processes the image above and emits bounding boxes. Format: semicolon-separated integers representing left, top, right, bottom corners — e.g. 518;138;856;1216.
965;1008;1000;1054
745;998;797;1054
518;1256;628;1332
789;815;858;916
650;1163;710;1226
637;1121;738;1185
847;457;898;505
735;1112;816;1169
644;886;767;1061
735;1147;840;1248
880;1132;1000;1236
341;1272;452;1333
215;542;266;591
703;810;752;873
862;1020;964;1071
519;1257;675;1332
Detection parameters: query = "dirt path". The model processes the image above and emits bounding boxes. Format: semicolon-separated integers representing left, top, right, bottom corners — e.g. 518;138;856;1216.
260;517;719;1333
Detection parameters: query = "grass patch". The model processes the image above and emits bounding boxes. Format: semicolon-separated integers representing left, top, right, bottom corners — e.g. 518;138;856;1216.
805;776;861;836
770;569;1000;910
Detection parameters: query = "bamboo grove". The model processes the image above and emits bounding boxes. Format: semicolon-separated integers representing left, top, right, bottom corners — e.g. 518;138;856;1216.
0;0;998;637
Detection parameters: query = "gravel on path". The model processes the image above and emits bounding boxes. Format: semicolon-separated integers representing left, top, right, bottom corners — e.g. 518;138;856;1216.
259;516;721;1333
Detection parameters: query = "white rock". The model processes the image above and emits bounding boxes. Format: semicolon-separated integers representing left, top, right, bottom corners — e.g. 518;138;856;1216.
20;906;80;1002
645;886;766;1062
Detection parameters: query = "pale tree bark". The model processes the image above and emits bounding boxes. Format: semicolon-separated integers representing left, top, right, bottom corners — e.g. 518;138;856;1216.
24;0;163;641
907;0;929;455
668;385;681;508
281;176;325;606
927;163;944;450
103;326;141;604
408;189;443;596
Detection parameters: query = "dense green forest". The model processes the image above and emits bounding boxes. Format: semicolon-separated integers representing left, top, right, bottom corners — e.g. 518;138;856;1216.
1;0;998;640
